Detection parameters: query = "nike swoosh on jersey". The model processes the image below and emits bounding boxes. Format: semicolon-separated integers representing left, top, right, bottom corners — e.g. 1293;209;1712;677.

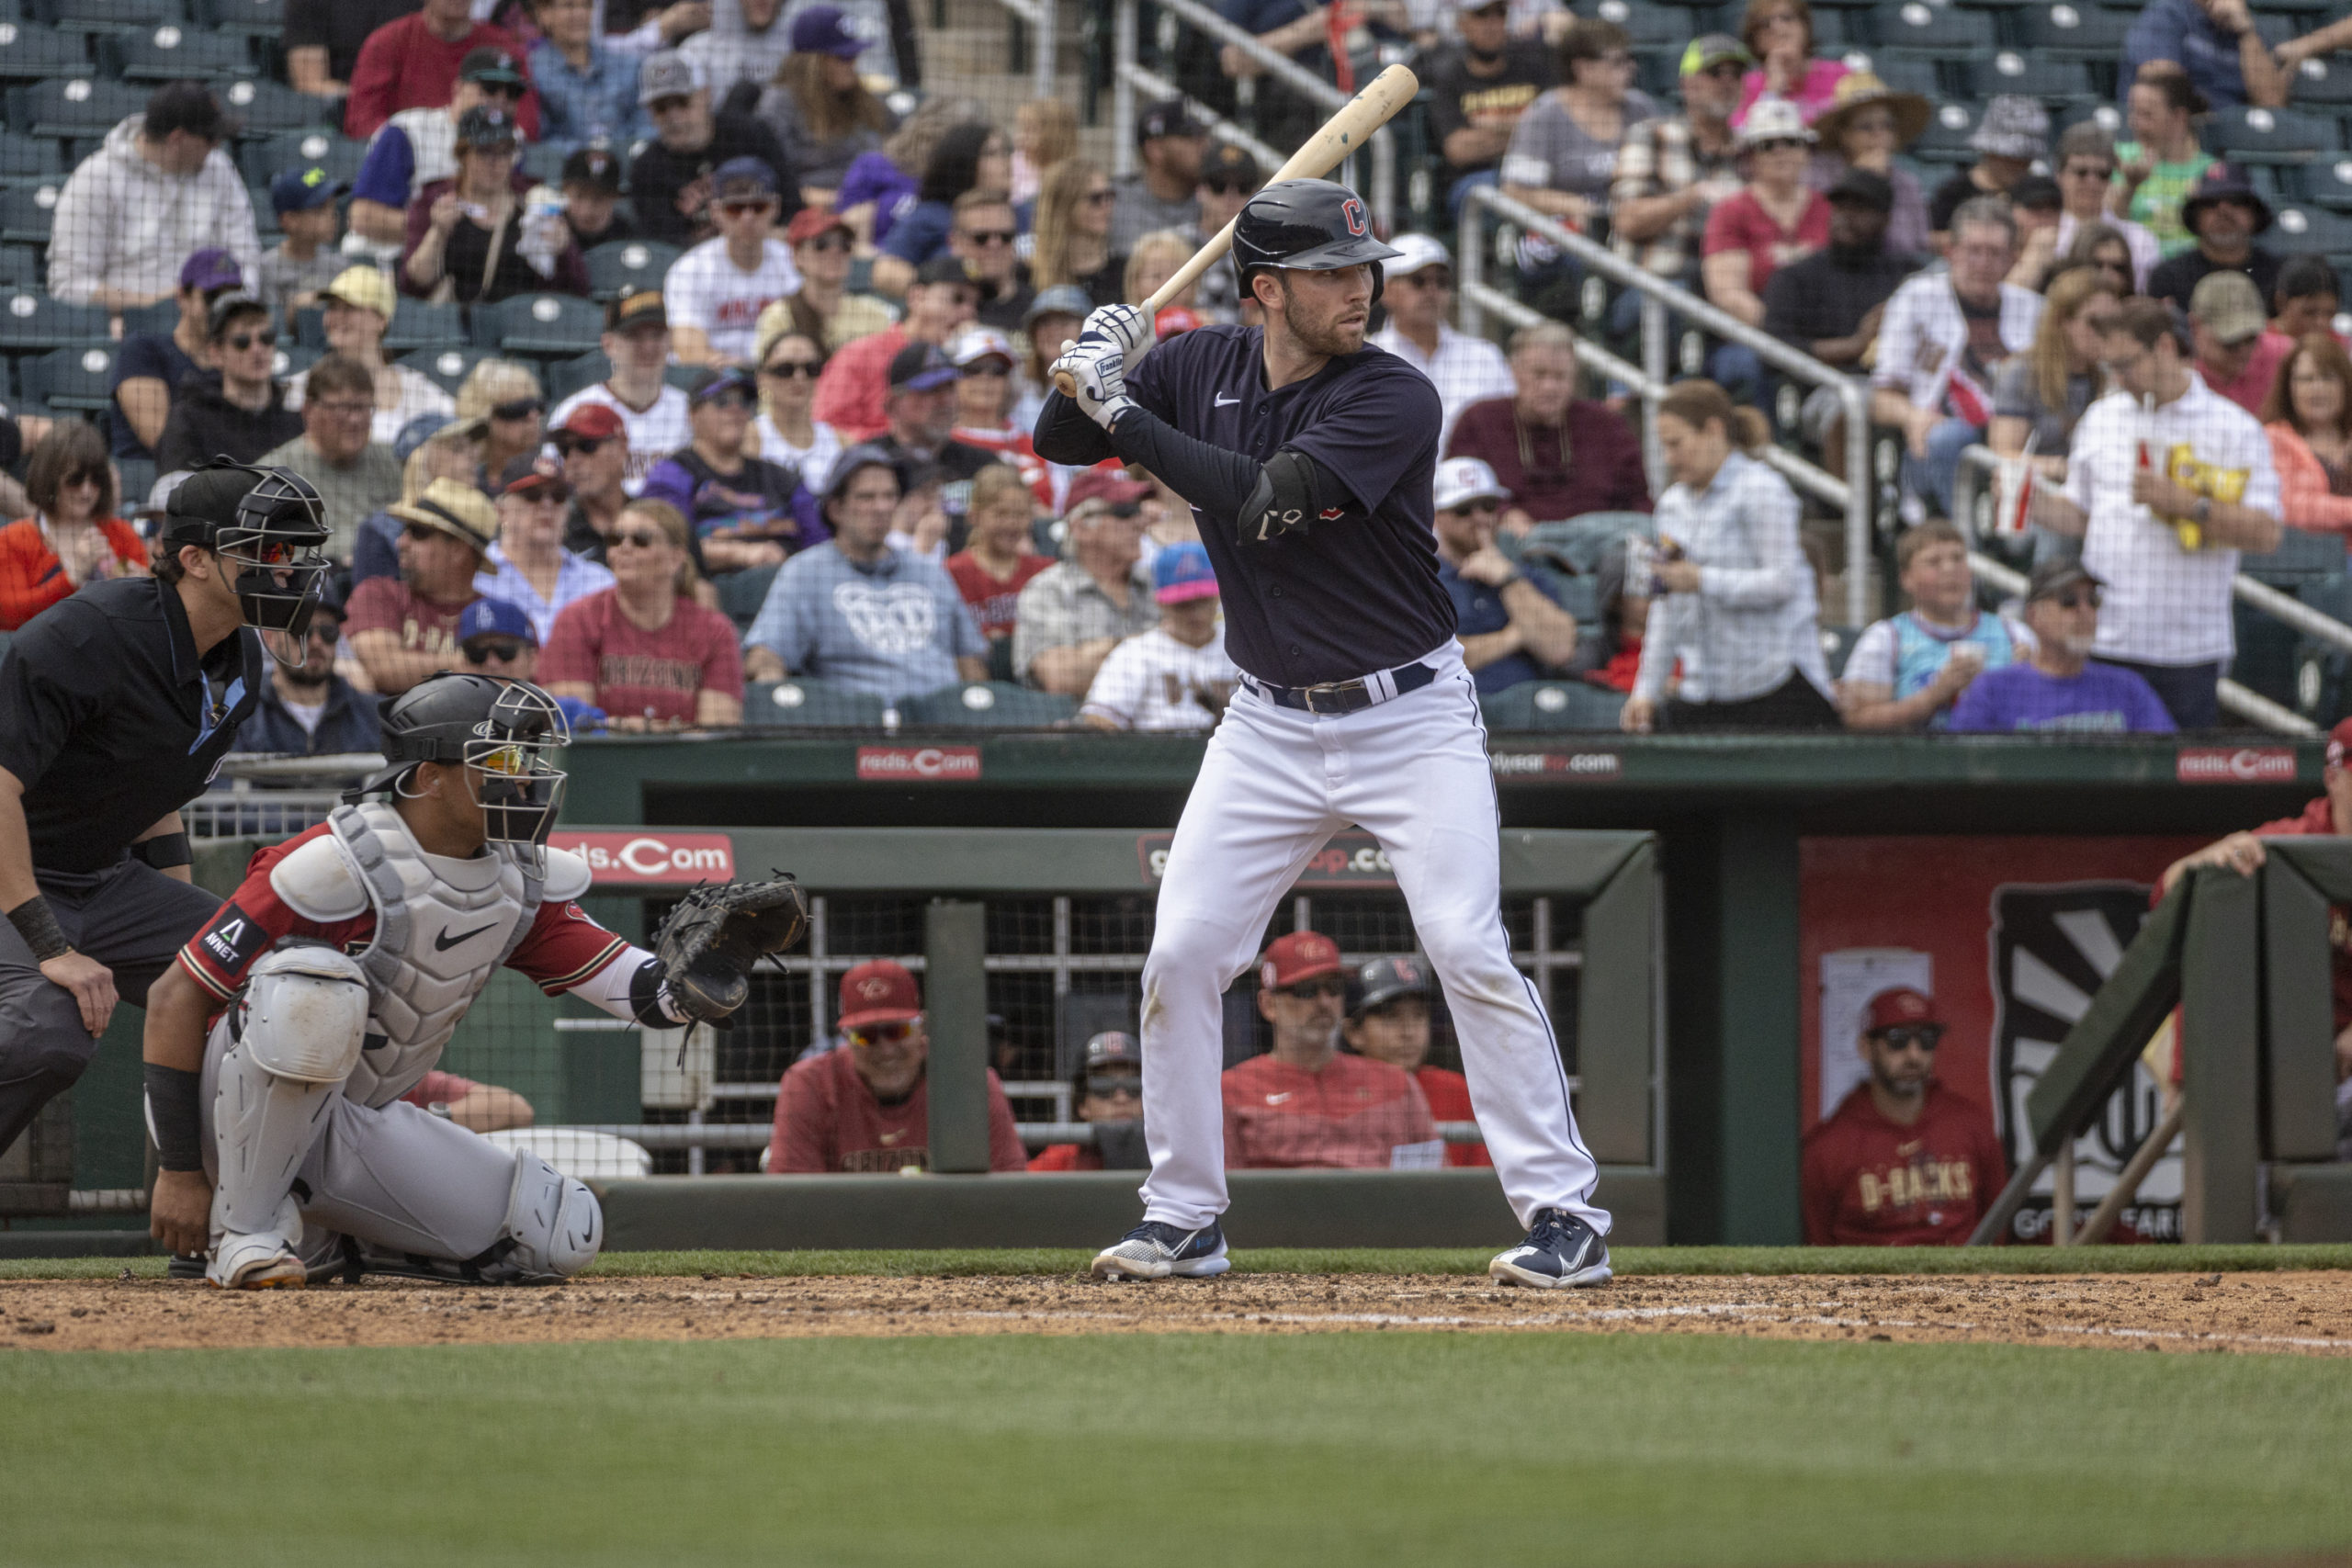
1215;393;1240;406
433;922;499;952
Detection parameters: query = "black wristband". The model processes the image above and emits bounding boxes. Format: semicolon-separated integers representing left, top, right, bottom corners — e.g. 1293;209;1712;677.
6;895;70;962
132;832;193;871
143;1063;206;1172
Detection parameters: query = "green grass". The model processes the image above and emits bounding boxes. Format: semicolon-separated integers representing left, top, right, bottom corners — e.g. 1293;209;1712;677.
4;1335;2349;1566
11;1242;2352;1281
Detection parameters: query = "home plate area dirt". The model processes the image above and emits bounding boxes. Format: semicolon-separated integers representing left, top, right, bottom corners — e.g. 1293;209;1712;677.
4;1270;2351;1354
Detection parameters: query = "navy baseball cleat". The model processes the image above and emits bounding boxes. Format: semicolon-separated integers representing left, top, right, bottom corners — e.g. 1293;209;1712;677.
1091;1220;1231;1280
1488;1208;1611;1289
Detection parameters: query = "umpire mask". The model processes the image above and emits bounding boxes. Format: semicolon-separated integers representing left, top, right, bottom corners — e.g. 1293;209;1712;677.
159;462;333;668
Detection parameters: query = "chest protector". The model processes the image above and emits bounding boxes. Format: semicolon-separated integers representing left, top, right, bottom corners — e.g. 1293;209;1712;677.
323;802;542;1107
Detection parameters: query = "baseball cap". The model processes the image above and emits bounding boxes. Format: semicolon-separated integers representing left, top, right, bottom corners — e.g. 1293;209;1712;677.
1864;987;1940;1035
554;402;626;447
713;156;778;201
608;288;667;332
1260;930;1343;989
2181;162;2275;236
178;247;243;294
1384;232;1451;279
888;341;961;391
2008;175;2063;213
1065;468;1150;512
1023;283;1093;328
1679;33;1753;76
1826;167;1894;213
455;105;519;150
790;4;870;56
1352;954;1429;1016
1153;306;1204;338
270;164;345;216
1969;94;2050;160
915;253;977;289
823;442;899;499
389;478;499;554
206;290;269;338
562;147;623;193
947;324;1016;369
393;413;455;466
496;451;571;500
2190;270;2267;345
1433;456;1510;512
2027;557;2105;604
321;265;395;320
1152;540;1217;604
1736;96;1815;149
1137;97;1205;144
460;46;527;89
458;596;537;648
1200;142;1261;191
1082;1030;1141;1076
839;959;922;1031
786;206;854;246
638;51;699;106
2327;716;2352;770
686;364;758;405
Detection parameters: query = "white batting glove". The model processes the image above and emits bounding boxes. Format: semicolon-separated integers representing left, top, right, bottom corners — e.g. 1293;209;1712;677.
1053;337;1137;432
1078;302;1156;372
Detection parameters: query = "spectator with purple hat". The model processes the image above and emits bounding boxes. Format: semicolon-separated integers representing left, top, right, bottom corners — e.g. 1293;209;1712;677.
641;366;824;569
667;158;804;366
110;248;245;464
754;6;897;202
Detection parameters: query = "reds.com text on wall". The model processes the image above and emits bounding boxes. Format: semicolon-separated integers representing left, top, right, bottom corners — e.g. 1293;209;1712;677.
856;746;983;782
2174;747;2300;784
547;832;737;886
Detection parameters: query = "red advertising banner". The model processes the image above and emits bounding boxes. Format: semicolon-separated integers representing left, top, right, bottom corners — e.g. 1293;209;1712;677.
547;831;736;885
1799;834;2210;1242
855;745;982;782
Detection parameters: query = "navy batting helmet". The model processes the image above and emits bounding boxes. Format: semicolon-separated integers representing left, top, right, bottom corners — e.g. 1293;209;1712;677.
1230;177;1402;305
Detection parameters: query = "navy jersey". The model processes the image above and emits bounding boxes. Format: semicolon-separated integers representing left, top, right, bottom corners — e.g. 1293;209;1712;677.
1037;324;1453;688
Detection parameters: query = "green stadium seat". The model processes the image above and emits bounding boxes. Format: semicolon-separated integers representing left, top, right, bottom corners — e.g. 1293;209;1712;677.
0;244;36;286
218;78;332;139
190;0;283;38
475;292;605;357
2291;54;2352;107
0;290;106;352
1965;52;2095;102
1874;1;1996;54
899;682;1077;728
2298;156;2352;213
663;362;704;392
117;299;175;337
519;142;567;186
545;349;607;403
1516;512;1655;578
1846;53;1939;98
1571;0;1688;49
2013;2;2133;55
398;344;492;395
18;342;118;412
290;302;325;347
271;342;319;380
0;129;58;187
0;181;59;246
2272;204;2352;264
2208;104;2339;164
241;129;366;189
1819;625;1863;678
42;0;182;35
380;298;465;355
110;24;256;79
1479;681;1625;730
713;562;779;632
17;77;147;141
743;679;889;728
584;239;680;301
0;21;83;82
114;454;153;505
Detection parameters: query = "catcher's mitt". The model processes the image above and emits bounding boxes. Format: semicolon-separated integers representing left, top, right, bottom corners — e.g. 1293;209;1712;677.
652;874;809;1024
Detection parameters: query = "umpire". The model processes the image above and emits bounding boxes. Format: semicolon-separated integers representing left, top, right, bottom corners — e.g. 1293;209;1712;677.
0;462;329;1158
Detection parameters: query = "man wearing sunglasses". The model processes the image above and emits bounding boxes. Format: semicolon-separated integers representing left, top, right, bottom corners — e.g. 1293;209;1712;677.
1188;143;1263;323
1028;1031;1149;1171
153;295;306;480
1429;457;1578;697
1802;987;2007;1247
347;476;497;694
768;960;1027;1174
627;50;802;251
667;157;803;367
552;404;638;563
348;47;537;252
1222;931;1440;1173
1948;558;2176;733
226;582;383;759
951;191;1035;335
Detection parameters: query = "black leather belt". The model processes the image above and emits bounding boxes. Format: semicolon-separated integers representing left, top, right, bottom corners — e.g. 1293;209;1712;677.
1250;660;1437;716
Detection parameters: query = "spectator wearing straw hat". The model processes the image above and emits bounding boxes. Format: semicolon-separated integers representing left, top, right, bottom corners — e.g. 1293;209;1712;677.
2149;164;2284;317
1805;71;1931;261
346;475;497;694
2190;271;2294;418
1927;95;2048;253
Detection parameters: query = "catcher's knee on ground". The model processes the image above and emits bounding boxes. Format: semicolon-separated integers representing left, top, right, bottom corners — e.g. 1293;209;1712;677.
211;946;370;1238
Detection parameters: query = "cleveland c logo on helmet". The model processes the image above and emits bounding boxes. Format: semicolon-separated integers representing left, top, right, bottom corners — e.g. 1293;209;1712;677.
1341;197;1367;237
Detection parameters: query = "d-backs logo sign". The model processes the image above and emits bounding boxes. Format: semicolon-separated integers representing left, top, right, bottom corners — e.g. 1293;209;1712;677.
1988;882;2182;1242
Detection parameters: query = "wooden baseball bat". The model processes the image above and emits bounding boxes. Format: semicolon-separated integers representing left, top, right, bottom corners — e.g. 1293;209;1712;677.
1050;62;1421;398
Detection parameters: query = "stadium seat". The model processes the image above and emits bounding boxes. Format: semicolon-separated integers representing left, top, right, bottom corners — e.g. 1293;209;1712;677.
1479;681;1625;730
1966;52;2095;102
113;454;154;506
2291;55;2352;107
2013;2;2133;56
2241;521;2348;584
2208;104;2339;164
0;290;107;351
545;348;607;403
713;562;779;632
110;24;257;80
398;344;492;394
1820;625;1863;679
475;292;605;357
743;679;889;728
0;129;59;188
1911;100;1984;165
289;302;325;346
899;682;1078;728
1804;7;1863;50
2271;204;2352;264
0;21;83;81
240;129;366;189
380;298;465;355
663;362;703;392
18;343;117;412
1516;512;1655;577
41;0;182;35
0;181;58;246
1873;1;1996;54
2298;156;2352;212
271;342;319;380
1842;52;1939;97
0;244;34;286
1573;0;1688;49
16;77;147;142
116;299;175;337
218;78;331;138
519;142;567;186
190;0;284;38
584;239;680;301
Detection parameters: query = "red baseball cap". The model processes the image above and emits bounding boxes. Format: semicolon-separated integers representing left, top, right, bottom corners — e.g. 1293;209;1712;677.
2328;716;2352;769
787;207;854;246
1260;930;1342;989
1864;987;1939;1034
556;403;625;441
839;959;922;1031
1154;306;1204;337
1065;468;1151;511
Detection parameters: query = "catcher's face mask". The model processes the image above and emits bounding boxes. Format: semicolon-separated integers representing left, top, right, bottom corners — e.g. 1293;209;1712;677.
464;682;571;868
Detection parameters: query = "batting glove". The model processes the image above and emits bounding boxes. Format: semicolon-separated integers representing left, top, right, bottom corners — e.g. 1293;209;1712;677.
1078;302;1156;372
1053;336;1137;432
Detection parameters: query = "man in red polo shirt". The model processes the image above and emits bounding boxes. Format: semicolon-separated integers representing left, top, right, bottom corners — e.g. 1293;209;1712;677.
1340;955;1491;1168
1223;931;1440;1169
345;0;540;141
767;960;1027;1174
1802;987;2007;1246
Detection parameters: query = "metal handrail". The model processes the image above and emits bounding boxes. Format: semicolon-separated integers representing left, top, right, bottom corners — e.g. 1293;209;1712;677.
1458;184;1875;627
1965;551;2318;736
1114;0;1396;231
991;0;1057;96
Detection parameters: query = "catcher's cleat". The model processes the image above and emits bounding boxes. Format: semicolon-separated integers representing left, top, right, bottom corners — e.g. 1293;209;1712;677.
651;873;810;1025
1091;1219;1230;1280
207;1231;308;1291
1488;1208;1611;1290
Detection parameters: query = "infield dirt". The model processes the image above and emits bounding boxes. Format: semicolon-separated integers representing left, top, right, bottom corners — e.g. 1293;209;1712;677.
4;1269;2349;1354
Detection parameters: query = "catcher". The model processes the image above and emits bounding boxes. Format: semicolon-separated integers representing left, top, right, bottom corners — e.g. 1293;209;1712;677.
142;672;807;1290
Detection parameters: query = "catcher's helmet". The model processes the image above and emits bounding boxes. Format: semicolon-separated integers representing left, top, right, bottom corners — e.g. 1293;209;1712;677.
351;674;572;865
1230;178;1402;305
157;459;332;652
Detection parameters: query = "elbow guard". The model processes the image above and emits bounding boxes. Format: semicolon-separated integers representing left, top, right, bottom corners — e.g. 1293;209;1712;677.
1237;448;1332;547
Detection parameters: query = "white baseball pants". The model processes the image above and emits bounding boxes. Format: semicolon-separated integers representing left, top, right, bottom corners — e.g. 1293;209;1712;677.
1137;646;1611;1235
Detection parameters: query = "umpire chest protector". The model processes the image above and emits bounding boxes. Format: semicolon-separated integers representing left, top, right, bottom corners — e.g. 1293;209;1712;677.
264;803;586;1107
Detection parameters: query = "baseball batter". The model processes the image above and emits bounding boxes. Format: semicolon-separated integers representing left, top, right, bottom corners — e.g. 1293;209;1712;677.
1034;178;1611;1288
142;673;802;1289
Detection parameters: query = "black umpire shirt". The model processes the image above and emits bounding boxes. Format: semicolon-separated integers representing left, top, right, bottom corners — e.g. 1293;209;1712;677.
1035;323;1453;688
0;577;265;874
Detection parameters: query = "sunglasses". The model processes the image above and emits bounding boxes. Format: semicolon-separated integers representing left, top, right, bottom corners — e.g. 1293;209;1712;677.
1089;1074;1143;1099
720;199;776;217
801;234;853;254
1875;1023;1944;1052
2047;589;2102;610
62;468;104;488
227;329;278;351
963;361;1013;378
401;521;451;543
957;229;1015;246
305;622;340;644
1203;179;1253;197
1447;501;1499;516
555;434;608;456
763;359;822;378
492;398;544;421
1082;189;1114;206
1395;271;1450;288
847;1021;916;1047
1279;975;1347;1001
650;96;694;114
698;390;752;411
611;528;667;549
475;82;522;100
1750;138;1806;153
463;640;529;663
